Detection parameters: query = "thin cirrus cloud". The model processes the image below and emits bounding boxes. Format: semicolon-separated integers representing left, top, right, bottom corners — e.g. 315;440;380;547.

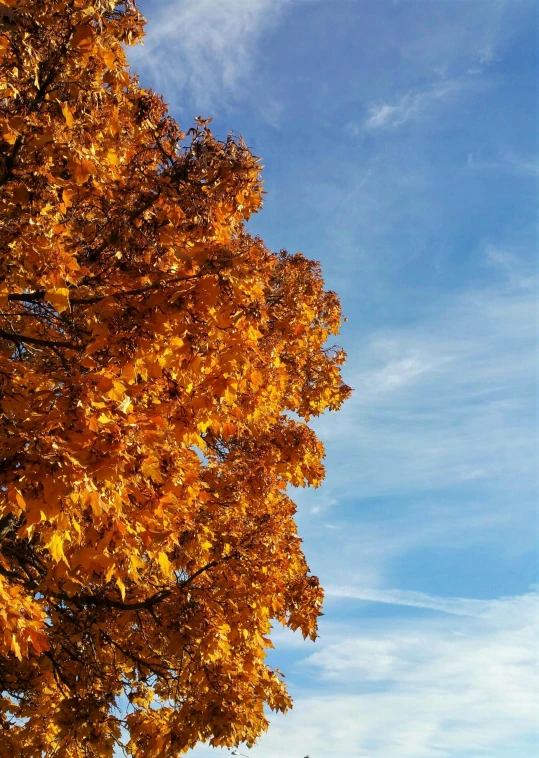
467;149;539;177
131;0;290;110
356;22;502;134
324;585;511;617
285;248;538;600
362;80;462;131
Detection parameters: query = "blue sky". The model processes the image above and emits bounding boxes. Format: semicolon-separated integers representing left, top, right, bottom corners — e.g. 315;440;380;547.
131;2;538;756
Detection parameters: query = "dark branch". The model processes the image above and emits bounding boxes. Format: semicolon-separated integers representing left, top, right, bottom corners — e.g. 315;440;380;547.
55;588;172;611
0;329;78;350
50;560;222;611
5;271;203;307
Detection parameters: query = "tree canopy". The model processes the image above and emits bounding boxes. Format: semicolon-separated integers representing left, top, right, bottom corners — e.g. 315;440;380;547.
0;1;351;755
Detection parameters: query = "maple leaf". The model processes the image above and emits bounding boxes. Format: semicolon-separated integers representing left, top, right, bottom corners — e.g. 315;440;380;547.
45;288;70;314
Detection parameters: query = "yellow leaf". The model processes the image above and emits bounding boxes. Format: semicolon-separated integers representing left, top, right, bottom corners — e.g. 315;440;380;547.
29;132;53;149
27;628;49;656
250;369;264;390
61;101;73;128
221;422;235;441
117;396;132;414
67;157;95;185
46;288;70;314
102;48;117;69
62;188;74;208
157;551;174;579
116;577;126;601
106;149;119;165
46;532;69;565
122;363;137;384
105;380;126;401
14;490;25;511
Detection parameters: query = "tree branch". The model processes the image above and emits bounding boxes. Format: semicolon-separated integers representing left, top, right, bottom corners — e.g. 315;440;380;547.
5;271;203;307
179;560;218;587
51;559;224;612
0;328;78;349
6;291;46;303
55;588;172;611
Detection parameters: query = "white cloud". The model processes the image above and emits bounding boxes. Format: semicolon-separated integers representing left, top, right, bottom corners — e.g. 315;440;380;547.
129;0;290;110
476;44;495;66
360;5;512;135
398;0;509;75
483;243;536;291
325;586;499;617
364;82;460;130
370;353;446;390
467;149;539;177
306;490;338;515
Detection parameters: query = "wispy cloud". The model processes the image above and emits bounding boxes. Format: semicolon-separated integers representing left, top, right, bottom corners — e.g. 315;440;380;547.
476;44;496;67
358;4;508;135
130;0;290;110
399;0;509;75
364;81;460;130
325;586;499;617
294;594;539;758
483;242;537;290
467;149;539;177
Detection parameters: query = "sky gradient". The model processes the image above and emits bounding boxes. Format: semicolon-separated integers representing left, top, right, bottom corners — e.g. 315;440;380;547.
131;2;538;756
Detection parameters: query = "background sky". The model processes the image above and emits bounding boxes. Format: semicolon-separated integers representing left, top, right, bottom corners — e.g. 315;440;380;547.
131;2;538;756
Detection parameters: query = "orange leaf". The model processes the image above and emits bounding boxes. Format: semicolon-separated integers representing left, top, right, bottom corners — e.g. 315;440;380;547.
45;287;70;314
72;25;94;51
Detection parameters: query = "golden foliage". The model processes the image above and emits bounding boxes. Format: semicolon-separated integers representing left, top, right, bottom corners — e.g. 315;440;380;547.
0;1;351;755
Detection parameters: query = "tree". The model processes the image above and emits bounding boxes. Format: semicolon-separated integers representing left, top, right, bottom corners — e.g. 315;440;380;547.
0;1;351;755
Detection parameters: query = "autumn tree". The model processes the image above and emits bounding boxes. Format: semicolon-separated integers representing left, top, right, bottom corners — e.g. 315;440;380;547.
0;1;350;755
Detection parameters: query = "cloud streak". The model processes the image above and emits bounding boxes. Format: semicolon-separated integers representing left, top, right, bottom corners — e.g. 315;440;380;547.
467;149;539;177
364;81;460;130
325;586;499;617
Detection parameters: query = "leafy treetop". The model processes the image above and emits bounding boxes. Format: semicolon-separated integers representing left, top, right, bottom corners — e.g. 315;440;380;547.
0;1;351;756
